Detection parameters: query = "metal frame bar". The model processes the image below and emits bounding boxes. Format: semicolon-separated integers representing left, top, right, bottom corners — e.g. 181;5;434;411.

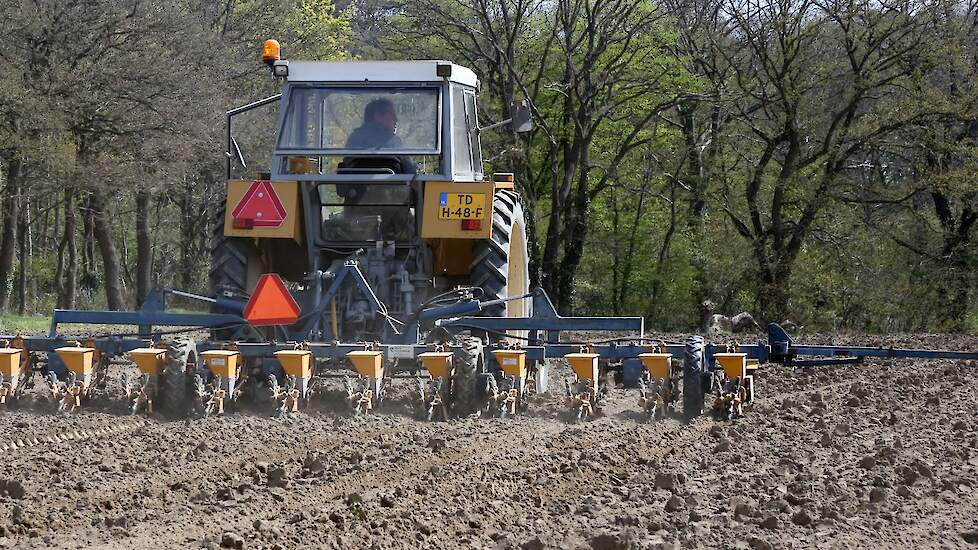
438;289;643;343
299;260;396;340
49;310;242;334
226;94;283;179
7;283;978;378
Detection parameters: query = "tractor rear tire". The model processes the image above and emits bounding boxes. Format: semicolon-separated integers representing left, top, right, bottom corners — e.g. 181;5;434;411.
159;339;196;418
209;202;261;299
470;190;531;320
683;335;705;421
451;337;484;417
209;202;262;338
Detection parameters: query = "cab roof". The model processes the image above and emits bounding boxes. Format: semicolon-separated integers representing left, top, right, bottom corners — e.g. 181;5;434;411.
284;60;479;88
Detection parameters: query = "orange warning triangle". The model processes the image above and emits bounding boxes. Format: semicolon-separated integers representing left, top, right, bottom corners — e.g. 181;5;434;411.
243;274;301;326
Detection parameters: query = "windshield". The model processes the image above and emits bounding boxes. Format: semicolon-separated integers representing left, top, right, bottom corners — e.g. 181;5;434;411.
278;86;440;153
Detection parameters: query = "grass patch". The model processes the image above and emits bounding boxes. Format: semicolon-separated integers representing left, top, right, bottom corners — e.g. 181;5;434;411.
965;310;978;335
0;314;51;335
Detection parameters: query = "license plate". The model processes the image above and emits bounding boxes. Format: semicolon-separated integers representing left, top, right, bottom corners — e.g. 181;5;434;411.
387;345;416;359
438;192;487;220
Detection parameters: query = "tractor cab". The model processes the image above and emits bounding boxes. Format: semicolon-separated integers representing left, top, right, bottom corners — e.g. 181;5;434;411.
272;60;482;182
269;60;483;243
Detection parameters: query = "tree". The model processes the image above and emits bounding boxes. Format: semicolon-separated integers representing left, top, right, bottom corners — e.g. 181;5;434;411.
704;0;951;321
380;0;698;312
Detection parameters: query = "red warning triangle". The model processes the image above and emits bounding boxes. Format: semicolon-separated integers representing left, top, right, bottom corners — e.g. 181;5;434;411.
231;180;288;228
243;274;301;326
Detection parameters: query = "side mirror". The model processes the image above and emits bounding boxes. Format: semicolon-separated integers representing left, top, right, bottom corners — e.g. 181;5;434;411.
511;100;534;133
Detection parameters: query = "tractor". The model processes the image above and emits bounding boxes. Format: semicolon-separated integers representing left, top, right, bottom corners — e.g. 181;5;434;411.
199;40;535;416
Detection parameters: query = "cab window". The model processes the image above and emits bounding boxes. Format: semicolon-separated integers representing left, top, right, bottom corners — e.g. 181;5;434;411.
451;86;473;176
464;91;482;176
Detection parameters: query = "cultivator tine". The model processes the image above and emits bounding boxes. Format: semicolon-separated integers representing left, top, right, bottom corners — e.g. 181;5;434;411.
489;349;528;418
46;371;60;402
268;375;299;417
356;388;373;416
123;374;147;415
0;344;25;406
344;374;378;416
343;375;358;414
564;351;602;422
206;387;226;417
198;350;241;416
123;374;139;414
283;377;301;415
273;348;313;415
712;351;754;420
637;377;668;420
45;371;82;413
268;375;281;416
713;378;747;421
55;373;84;413
191;374;222;417
484;374;520;418
636;350;677;420
564;378;597;422
0;373;9;406
416;351;454;421
425;378;448;421
414;374;426;405
410;372;445;421
499;380;519;418
127;347;167;416
346;349;386;416
46;346;98;412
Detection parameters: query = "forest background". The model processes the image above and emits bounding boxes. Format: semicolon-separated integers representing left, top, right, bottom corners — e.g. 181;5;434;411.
0;0;976;332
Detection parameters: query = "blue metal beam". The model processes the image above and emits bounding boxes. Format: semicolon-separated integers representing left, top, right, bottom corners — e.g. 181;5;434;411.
50;310;243;334
784;345;978;361
438;316;643;332
2;337;151;355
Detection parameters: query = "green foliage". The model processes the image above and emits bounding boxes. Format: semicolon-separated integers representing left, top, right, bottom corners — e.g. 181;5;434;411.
0;0;352;313
1;0;976;333
964;310;978;335
0;315;51;334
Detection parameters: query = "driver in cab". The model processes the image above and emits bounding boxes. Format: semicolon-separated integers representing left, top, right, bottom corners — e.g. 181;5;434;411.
344;98;417;174
331;98;416;241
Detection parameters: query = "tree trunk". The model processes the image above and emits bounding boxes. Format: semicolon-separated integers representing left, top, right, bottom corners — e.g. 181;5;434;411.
135;188;152;307
679;101;709;324
757;259;792;324
16;195;29;315
89;188;125;310
555;155;592;315
179;175;201;291
936;214;976;330
0;158;22;312
610;187;622;316
617;181;650;317
81;193;96;280
57;189;78;309
931;189;976;330
649;183;678;326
